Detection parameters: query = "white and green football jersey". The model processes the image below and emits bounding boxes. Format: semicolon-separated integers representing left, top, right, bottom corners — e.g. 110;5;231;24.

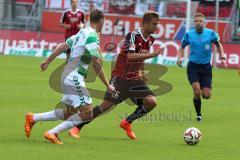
65;27;100;77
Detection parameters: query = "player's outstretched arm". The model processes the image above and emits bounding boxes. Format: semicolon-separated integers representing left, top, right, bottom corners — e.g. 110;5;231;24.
127;48;164;61
92;57;115;93
215;42;227;67
177;47;185;67
40;42;70;71
77;23;85;30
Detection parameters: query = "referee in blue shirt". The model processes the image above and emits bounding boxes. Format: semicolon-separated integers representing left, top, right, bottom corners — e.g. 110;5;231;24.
177;13;226;122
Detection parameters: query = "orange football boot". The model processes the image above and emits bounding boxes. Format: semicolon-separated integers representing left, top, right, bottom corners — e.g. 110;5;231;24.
44;131;63;145
24;112;35;138
69;127;80;138
120;119;136;140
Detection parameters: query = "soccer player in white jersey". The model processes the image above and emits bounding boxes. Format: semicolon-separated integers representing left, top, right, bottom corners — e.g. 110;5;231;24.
24;9;115;144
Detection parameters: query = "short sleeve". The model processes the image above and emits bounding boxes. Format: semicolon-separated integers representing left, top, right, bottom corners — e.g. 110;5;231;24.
66;35;76;48
128;33;136;52
60;11;67;23
150;38;155;46
85;34;100;58
181;33;190;48
121;32;135;53
81;12;85;23
210;31;220;43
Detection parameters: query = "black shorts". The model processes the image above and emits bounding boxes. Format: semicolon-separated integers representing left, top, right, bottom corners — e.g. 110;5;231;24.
104;76;155;106
187;61;212;89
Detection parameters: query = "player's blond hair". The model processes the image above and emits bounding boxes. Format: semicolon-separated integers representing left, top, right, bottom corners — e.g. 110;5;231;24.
142;11;159;25
194;13;205;20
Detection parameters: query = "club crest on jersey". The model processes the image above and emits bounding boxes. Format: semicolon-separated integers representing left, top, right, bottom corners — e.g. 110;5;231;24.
205;44;210;50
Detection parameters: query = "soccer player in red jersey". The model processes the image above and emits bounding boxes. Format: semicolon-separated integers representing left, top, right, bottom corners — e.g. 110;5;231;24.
69;11;164;140
60;0;85;61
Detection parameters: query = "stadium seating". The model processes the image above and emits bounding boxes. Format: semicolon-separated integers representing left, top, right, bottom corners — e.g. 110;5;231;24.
166;2;232;18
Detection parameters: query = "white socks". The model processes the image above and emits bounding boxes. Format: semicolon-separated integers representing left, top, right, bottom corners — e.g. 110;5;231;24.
48;113;82;134
33;109;64;122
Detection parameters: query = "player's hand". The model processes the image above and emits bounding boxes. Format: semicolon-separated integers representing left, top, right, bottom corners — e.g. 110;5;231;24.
78;23;85;29
65;24;71;29
142;75;148;82
153;47;164;56
40;61;49;72
139;71;147;82
177;58;182;67
220;58;227;68
107;84;116;94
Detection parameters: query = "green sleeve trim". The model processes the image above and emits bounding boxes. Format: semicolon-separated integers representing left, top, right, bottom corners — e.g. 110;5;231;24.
86;36;99;44
89;49;100;58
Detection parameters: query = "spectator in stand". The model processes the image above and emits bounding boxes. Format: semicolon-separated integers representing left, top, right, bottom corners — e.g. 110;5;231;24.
135;0;149;16
60;0;85;62
157;2;165;17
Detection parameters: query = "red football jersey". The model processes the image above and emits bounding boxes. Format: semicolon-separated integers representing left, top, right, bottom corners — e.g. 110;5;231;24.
112;28;155;80
60;9;85;40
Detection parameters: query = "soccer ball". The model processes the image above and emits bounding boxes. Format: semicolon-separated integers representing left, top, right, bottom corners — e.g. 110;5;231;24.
183;127;202;145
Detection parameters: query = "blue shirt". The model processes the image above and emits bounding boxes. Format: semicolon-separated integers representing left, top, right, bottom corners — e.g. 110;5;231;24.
181;28;220;64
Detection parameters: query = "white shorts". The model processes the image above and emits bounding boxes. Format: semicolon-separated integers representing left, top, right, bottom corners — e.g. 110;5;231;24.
61;70;92;108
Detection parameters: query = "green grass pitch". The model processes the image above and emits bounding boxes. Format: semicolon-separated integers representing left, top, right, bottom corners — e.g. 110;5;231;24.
0;55;239;160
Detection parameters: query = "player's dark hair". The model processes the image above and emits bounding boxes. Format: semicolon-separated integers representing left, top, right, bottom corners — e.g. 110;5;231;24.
142;11;159;25
71;0;77;4
194;13;205;20
90;9;104;24
71;0;72;3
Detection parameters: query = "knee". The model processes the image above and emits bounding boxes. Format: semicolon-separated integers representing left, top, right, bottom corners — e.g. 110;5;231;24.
144;96;157;109
193;89;201;98
88;111;93;120
80;109;93;122
202;93;211;99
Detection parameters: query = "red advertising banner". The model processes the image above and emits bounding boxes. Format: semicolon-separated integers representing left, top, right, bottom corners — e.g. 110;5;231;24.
42;10;231;42
16;0;35;4
0;29;239;68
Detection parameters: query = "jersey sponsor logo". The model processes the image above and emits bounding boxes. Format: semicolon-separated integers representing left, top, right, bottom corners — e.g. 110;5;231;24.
70;17;78;23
